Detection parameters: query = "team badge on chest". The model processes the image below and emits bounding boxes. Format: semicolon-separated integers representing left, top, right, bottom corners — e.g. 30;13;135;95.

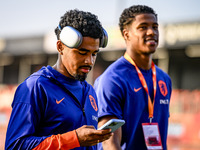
158;80;168;97
89;95;98;111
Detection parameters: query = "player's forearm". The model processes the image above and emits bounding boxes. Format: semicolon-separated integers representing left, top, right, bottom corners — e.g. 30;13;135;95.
102;127;122;150
98;116;122;150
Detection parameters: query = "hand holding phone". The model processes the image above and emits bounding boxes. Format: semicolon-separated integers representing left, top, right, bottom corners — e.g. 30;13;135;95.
98;119;125;132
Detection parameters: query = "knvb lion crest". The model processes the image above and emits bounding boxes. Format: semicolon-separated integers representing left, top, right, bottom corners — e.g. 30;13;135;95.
89;95;98;111
158;80;168;97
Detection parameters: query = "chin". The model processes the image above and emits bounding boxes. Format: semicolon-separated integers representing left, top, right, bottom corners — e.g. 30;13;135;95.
143;49;156;55
74;74;87;81
148;47;157;53
150;49;156;53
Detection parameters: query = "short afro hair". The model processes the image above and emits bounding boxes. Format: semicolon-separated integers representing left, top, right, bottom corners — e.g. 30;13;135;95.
119;5;157;36
55;9;103;40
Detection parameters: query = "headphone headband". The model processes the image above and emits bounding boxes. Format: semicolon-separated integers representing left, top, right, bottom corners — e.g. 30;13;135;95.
58;24;62;31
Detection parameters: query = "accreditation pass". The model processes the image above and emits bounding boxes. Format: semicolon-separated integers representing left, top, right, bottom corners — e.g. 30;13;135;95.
142;123;163;150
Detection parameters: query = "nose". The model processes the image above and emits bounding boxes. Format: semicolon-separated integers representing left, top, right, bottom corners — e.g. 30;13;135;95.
84;54;95;65
147;27;156;35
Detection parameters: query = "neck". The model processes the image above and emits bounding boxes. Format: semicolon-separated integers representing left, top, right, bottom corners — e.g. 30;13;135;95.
126;51;153;70
52;55;71;78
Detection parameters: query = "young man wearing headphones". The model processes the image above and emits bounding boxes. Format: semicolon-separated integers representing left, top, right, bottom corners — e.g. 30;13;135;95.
5;9;111;150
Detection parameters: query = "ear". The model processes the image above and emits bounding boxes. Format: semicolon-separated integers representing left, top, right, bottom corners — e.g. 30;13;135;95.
123;28;129;41
56;40;64;55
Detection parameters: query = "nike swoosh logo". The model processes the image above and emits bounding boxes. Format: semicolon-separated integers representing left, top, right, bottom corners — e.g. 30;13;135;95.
134;87;142;92
56;97;65;104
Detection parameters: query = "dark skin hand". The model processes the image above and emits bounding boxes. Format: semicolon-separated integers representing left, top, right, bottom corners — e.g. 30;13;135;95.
76;125;113;147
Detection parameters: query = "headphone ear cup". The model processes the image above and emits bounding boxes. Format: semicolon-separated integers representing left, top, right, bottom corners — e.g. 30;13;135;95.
59;26;83;48
99;28;108;48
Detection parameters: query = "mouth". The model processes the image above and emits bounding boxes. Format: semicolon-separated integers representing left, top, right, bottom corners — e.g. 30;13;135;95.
79;66;92;73
145;38;158;46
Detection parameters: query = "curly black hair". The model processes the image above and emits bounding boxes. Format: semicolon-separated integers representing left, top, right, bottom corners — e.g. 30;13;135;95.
55;9;103;40
119;5;157;36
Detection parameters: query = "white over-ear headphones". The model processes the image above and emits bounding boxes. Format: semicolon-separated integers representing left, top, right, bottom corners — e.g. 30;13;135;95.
58;25;108;48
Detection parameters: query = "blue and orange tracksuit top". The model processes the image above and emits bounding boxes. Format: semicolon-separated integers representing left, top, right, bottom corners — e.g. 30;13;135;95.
5;66;98;150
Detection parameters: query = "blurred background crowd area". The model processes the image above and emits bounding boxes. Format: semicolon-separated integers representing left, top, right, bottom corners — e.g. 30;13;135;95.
0;0;200;149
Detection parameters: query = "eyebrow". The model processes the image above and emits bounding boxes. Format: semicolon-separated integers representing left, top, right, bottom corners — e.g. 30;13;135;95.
79;48;100;53
139;22;159;26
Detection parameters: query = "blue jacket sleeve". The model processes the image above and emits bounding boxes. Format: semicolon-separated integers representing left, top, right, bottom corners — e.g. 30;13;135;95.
5;79;49;150
5;102;49;149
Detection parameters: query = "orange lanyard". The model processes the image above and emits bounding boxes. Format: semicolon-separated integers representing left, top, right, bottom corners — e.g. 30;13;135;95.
124;52;157;123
